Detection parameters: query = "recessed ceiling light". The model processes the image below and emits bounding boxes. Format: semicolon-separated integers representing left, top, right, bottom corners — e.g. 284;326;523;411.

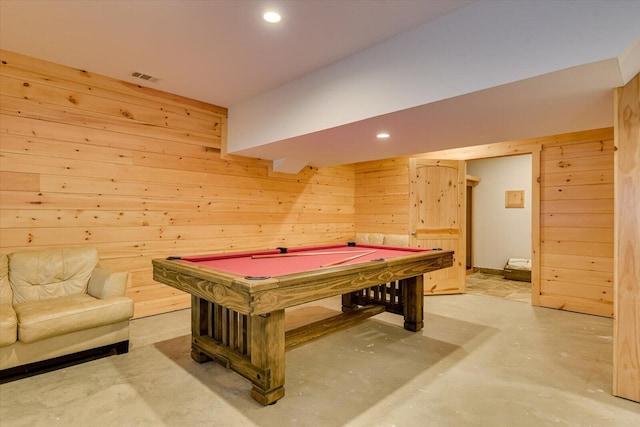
263;11;281;23
376;132;390;139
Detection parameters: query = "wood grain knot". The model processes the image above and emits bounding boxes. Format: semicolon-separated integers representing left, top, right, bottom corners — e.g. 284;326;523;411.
212;284;226;300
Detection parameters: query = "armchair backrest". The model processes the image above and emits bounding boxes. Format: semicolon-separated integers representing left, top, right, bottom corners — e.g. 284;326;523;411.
355;233;410;247
8;247;99;304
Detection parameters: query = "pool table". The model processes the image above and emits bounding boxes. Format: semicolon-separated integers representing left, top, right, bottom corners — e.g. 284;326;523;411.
152;243;453;405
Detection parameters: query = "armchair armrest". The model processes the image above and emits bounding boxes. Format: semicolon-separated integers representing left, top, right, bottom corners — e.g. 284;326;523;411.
0;303;17;347
87;263;129;299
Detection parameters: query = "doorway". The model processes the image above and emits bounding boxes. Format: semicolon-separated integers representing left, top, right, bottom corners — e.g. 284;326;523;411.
465;154;533;300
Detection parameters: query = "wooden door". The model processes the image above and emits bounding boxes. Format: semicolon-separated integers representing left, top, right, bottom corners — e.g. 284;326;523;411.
409;159;466;294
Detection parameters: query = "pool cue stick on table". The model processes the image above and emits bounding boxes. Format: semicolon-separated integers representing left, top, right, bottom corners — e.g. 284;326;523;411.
252;250;373;259
320;250;376;267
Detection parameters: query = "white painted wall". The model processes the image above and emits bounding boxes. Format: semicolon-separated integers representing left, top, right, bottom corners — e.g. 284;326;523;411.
467;155;532;270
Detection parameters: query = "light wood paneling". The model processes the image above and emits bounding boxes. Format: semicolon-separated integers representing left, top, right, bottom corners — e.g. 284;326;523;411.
530;147;541;306
540;253;613;273
613;72;640;402
0;50;226;116
354;128;615;318
0;50;355;318
540;135;615;317
354;158;410;235
541;183;614;201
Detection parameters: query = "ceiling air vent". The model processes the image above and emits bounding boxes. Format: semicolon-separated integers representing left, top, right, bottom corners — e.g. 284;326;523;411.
131;71;159;82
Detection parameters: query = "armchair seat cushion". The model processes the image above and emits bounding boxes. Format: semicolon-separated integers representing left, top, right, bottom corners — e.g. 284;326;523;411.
14;294;134;344
0;304;17;347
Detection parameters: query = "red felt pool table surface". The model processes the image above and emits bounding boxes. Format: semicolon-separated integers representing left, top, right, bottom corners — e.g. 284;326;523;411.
179;243;427;278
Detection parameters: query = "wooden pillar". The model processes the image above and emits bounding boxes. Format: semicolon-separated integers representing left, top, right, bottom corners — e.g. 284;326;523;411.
613;71;640;403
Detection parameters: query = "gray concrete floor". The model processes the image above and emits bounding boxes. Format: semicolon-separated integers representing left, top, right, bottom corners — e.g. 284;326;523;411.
1;293;639;426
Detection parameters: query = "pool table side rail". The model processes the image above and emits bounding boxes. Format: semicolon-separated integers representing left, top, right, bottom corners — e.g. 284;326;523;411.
152;250;453;316
249;251;453;314
152;259;269;314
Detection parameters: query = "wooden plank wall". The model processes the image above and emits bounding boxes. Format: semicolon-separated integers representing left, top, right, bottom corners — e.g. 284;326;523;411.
355;157;410;235
0;50;355;318
613;72;639;403
354;139;541;237
539;135;615;317
354;129;615;318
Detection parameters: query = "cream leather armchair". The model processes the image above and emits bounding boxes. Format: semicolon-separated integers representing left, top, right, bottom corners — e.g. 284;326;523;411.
0;247;133;379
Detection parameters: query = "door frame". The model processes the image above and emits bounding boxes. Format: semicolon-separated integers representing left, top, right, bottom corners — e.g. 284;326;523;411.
414;143;541;303
466;175;481;274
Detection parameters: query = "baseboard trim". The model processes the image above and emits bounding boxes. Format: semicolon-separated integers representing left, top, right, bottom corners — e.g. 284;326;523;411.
0;340;129;384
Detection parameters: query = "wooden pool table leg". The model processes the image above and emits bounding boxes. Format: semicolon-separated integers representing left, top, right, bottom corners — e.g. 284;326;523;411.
403;275;424;332
341;293;358;312
190;296;212;363
250;309;286;405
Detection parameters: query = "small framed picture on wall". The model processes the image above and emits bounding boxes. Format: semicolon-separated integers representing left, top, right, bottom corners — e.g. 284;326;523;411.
505;190;525;208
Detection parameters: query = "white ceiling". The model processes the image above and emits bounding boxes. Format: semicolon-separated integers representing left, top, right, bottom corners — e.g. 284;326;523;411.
0;0;473;106
1;0;639;169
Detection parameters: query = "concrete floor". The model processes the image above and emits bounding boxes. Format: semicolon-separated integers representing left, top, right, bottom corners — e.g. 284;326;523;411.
1;293;639;426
